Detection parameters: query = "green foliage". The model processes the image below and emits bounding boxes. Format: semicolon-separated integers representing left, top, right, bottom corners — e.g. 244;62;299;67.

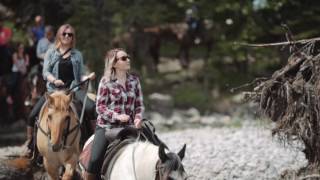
3;0;320;110
67;0;110;78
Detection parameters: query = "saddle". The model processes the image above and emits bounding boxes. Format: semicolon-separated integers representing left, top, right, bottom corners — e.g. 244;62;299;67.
79;119;166;175
79;126;139;171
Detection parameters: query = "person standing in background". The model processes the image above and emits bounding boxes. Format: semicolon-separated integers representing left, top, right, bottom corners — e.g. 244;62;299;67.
36;25;55;62
28;25;55;80
31;15;45;45
0;17;12;76
28;15;45;69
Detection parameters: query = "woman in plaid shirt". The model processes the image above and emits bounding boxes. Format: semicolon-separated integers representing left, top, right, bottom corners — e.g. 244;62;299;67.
84;48;144;180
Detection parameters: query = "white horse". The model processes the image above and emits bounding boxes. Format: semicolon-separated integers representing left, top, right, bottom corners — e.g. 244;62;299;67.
81;138;188;180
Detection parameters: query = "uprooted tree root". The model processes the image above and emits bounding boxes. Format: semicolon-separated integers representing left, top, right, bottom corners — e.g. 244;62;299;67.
245;43;320;176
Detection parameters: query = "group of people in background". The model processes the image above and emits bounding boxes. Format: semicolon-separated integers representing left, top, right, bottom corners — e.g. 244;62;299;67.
0;15;54;123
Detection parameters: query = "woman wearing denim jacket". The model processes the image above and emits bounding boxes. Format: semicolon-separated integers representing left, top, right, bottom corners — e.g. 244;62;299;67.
21;24;96;157
83;48;144;180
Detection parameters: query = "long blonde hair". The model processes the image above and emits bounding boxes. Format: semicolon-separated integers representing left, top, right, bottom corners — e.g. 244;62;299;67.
103;48;125;82
55;24;76;49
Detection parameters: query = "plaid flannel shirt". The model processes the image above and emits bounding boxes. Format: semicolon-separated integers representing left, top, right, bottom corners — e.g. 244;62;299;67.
96;73;144;127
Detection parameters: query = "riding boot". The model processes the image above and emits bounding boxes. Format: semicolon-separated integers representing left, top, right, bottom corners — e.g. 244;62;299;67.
20;126;34;158
83;172;96;180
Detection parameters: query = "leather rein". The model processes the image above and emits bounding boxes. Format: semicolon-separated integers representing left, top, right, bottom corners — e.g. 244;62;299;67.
37;107;80;151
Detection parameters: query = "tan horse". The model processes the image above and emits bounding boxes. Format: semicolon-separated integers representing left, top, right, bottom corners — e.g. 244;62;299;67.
37;91;81;180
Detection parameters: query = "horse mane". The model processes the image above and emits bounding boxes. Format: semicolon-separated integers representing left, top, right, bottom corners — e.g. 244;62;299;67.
39;91;73;120
48;91;71;111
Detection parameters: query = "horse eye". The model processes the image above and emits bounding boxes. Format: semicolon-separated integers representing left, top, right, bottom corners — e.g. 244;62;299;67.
48;115;52;120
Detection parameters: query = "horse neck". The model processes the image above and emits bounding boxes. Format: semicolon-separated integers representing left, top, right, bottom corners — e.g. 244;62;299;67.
126;142;160;179
133;141;159;161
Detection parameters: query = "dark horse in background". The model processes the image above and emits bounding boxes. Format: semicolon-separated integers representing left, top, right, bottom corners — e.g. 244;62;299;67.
0;76;12;124
0;74;31;123
112;19;214;72
0;66;46;124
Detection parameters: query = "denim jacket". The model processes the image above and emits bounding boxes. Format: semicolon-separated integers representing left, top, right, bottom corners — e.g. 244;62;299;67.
43;47;84;92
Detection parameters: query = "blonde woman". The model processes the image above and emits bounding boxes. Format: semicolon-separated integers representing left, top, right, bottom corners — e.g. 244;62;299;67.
21;24;95;157
83;48;144;180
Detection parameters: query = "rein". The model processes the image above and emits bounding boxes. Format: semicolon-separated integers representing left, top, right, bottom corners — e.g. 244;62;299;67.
65;77;90;94
36;107;81;151
62;116;81;149
130;127;167;180
131;130;141;180
131;130;163;180
155;160;162;180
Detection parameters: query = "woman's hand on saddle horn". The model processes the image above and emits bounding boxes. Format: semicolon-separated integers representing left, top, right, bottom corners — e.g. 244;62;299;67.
115;114;130;123
134;118;142;129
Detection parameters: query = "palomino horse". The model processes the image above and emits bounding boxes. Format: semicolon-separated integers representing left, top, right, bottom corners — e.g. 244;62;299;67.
37;91;81;180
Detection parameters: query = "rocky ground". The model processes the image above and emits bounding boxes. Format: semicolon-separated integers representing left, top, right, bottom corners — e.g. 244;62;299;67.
159;122;307;180
0;88;308;180
0;115;308;180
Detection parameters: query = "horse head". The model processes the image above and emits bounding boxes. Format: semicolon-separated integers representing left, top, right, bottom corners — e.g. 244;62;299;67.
158;143;188;180
45;91;74;152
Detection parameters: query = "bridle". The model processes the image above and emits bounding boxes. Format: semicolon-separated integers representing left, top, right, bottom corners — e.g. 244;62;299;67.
155;159;190;180
37;76;91;151
155;160;165;180
37;108;80;151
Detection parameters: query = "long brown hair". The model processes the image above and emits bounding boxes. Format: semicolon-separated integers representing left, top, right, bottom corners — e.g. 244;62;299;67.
54;24;76;49
103;48;125;82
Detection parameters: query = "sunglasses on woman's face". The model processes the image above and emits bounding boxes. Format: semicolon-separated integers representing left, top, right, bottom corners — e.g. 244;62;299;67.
117;55;130;61
62;32;73;38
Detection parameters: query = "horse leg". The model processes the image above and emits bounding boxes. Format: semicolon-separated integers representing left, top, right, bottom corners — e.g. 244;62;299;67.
43;157;60;180
62;156;77;180
149;37;160;72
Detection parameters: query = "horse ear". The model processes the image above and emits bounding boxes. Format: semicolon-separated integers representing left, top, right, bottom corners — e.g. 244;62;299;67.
177;144;186;160
158;143;168;162
45;92;53;105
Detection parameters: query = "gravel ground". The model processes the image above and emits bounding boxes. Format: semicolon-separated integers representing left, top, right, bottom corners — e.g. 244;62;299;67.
158;122;307;180
0;122;307;180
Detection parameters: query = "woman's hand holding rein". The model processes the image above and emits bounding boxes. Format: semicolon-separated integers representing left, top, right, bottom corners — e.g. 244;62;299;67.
134;119;142;129
115;114;130;123
114;114;142;129
53;79;64;87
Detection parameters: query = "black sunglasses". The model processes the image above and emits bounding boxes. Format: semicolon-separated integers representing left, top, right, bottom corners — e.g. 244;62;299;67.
62;32;73;38
117;55;130;61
